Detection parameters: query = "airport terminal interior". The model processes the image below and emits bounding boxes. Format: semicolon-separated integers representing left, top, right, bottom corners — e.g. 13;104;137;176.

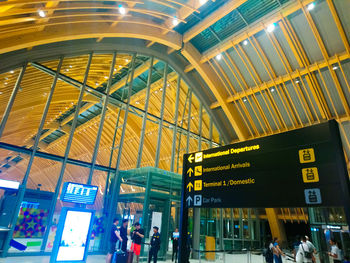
0;0;350;262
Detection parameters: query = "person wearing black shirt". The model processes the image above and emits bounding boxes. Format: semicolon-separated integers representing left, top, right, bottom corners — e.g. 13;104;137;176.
120;219;128;252
171;228;179;262
148;226;161;263
131;222;144;263
106;218;122;263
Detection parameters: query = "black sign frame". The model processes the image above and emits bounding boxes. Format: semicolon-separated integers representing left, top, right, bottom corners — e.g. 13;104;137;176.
178;120;350;262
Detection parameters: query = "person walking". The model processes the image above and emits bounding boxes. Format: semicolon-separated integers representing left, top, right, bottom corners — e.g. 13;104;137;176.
148;226;161;263
328;239;342;263
296;236;312;263
131;222;144;263
272;238;285;263
106;218;122;263
120;219;128;252
171;228;179;263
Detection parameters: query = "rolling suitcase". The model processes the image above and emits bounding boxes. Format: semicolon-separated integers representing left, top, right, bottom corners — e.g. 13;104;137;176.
112;241;127;263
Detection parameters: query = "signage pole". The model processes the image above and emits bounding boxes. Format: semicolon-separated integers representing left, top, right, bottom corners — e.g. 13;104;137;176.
179;154;189;263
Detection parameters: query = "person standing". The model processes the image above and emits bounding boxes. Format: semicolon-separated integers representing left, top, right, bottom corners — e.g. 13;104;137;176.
264;239;274;263
106;218;122;263
296;236;312;263
328;239;342;263
171;228;179;262
148;226;161;263
292;236;301;262
120;219;128;252
305;236;317;263
272;238;285;263
131;222;144;263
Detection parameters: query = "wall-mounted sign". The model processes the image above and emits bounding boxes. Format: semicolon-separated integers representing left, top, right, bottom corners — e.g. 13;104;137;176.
60;182;98;205
182;120;349;208
0;179;19;190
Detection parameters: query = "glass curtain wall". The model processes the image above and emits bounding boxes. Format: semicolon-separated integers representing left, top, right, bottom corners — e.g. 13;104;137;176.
0;52;222;255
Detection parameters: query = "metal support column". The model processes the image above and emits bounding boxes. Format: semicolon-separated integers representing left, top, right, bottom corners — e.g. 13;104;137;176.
40;54;93;252
198;102;203;151
87;53;117;184
141;171;152;257
105;54;137;250
0;64;27;139
170;76;181;173
209;117;213;149
103;108;122;212
185;91;192;154
136;57;154;168
154;63;168;168
2;58;63;257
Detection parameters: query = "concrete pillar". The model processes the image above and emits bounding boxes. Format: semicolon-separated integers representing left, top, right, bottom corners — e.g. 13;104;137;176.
265;208;287;246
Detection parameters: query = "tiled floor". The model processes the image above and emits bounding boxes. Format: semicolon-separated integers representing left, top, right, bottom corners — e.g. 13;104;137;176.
0;253;268;263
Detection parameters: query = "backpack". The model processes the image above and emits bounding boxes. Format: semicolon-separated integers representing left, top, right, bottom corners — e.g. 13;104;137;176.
265;247;273;262
301;244;313;259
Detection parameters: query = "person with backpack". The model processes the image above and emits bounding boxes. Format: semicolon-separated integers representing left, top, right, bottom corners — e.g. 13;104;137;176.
264;239;274;263
296;236;312;263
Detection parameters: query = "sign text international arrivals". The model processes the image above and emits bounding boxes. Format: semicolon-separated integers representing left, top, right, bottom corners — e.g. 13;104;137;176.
182;120;350;208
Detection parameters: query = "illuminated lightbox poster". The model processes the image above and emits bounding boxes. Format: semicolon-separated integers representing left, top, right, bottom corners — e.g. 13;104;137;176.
50;208;94;263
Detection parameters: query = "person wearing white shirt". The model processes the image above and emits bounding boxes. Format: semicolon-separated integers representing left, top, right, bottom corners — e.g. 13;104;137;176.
328;239;342;263
296;236;312;263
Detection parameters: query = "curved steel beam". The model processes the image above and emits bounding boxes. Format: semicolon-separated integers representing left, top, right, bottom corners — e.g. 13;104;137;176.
0;38;232;143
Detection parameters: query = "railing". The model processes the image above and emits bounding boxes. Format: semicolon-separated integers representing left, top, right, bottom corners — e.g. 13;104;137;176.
193;248;266;263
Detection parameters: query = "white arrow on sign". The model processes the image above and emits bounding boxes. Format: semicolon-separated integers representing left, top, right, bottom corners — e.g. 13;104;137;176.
186;196;193;206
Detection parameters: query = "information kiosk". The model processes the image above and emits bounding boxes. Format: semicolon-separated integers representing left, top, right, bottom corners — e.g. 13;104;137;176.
50;182;98;263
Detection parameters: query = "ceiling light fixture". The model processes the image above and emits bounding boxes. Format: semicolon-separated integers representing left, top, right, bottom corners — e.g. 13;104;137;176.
104;76;108;79
118;5;126;15
295;80;300;84
4;82;7;85
307;2;315;11
270;88;275;92
332;65;338;70
243;98;247;102
199;0;207;5
243;40;248;46
10;70;14;74
38;10;46;18
216;53;222;60
173;17;179;26
267;23;276;33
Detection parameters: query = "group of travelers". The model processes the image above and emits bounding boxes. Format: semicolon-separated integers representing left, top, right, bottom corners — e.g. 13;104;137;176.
106;218;161;263
265;235;348;263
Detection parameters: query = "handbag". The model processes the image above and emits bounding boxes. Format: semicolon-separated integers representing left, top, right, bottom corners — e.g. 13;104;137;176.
301;244;313;259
